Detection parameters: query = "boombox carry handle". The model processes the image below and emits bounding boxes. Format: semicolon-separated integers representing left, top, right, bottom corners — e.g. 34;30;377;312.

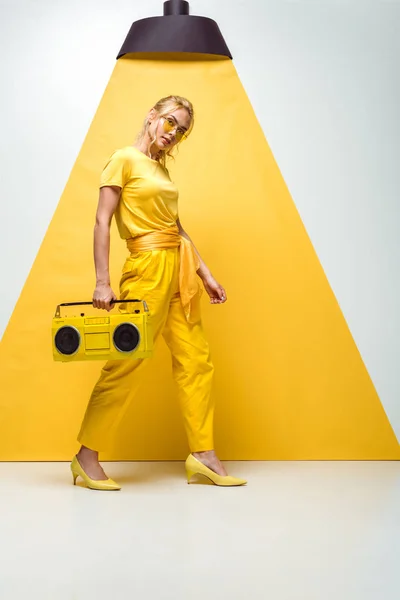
54;299;149;318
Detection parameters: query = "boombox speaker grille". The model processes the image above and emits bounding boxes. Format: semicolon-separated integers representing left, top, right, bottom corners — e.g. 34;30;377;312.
55;326;81;355
113;323;140;353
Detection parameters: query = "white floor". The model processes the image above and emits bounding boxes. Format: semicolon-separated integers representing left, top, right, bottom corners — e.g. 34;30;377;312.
0;460;399;600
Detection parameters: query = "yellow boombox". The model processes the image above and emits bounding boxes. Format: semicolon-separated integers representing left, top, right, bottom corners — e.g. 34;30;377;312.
52;299;153;362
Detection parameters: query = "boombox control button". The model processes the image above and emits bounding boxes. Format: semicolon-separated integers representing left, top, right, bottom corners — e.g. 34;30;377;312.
84;317;111;325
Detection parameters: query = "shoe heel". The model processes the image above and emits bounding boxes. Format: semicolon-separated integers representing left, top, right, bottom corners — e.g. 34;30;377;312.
72;471;78;485
186;468;197;483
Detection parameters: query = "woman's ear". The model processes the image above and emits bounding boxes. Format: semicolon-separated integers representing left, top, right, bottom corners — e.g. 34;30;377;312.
147;108;156;123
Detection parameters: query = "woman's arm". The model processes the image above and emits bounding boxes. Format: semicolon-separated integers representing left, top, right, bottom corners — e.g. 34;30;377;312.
177;218;227;304
92;185;121;311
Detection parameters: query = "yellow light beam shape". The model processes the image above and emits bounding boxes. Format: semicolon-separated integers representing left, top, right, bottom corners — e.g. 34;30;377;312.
0;53;398;460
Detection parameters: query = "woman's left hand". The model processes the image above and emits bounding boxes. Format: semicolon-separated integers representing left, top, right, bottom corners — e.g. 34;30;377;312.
202;274;227;304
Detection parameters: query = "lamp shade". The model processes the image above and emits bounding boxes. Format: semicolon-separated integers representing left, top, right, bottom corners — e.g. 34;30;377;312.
117;1;232;59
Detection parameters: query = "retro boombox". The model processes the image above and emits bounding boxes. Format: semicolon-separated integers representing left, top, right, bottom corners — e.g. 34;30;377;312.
52;299;153;362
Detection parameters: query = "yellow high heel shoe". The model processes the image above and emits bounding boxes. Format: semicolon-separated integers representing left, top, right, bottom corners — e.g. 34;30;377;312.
70;455;121;491
185;454;247;487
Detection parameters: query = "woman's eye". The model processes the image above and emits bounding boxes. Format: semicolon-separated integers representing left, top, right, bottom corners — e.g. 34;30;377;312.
167;119;175;126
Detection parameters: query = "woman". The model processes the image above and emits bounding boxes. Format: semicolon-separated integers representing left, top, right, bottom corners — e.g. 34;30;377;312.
70;95;246;490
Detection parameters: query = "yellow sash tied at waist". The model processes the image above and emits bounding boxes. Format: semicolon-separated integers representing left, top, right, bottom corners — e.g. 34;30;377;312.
126;226;202;323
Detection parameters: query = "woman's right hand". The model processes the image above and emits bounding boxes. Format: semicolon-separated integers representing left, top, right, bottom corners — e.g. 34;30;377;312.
92;283;117;311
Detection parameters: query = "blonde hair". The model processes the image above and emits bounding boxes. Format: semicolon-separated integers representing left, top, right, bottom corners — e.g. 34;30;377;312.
136;95;194;167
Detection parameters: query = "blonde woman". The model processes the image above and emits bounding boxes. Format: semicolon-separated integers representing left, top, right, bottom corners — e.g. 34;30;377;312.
71;95;247;490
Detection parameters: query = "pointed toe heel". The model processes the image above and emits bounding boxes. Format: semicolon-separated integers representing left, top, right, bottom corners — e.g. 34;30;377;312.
70;455;121;491
185;454;247;487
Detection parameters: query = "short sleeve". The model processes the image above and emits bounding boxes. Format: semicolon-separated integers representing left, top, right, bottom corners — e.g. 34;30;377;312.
99;149;132;189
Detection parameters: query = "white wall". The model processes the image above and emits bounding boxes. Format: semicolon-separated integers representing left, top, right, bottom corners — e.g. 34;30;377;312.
1;0;399;440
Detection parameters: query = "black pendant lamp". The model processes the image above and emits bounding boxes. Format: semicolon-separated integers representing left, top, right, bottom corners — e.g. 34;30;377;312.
117;0;232;59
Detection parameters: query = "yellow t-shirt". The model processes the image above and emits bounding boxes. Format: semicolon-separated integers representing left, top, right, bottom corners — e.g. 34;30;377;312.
99;146;179;239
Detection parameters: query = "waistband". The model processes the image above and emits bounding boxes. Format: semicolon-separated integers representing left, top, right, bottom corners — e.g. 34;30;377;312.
126;226;181;253
126;226;202;323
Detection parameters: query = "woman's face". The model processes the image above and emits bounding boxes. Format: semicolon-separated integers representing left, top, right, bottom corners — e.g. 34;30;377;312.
149;107;191;151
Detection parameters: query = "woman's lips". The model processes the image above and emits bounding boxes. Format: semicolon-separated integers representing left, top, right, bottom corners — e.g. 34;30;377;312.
161;136;170;146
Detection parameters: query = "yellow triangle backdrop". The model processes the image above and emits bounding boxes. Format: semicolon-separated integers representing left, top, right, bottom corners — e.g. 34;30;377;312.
1;54;399;460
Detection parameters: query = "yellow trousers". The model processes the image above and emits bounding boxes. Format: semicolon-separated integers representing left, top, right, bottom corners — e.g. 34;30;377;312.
77;243;215;453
